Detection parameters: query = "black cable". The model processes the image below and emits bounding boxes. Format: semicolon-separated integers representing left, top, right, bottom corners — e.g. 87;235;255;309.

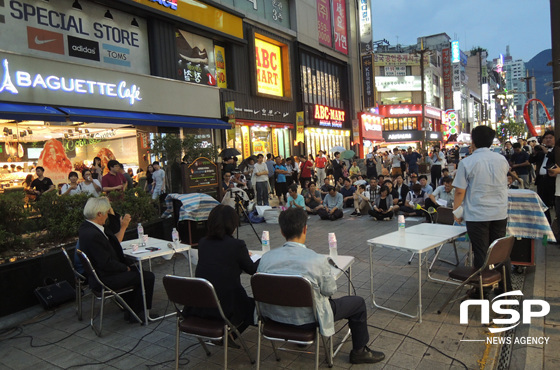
147;341;201;368
367;324;468;370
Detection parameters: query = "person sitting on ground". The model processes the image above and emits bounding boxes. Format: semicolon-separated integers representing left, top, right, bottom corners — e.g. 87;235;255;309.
61;171;81;196
393;174;410;209
256;208;385;364
351;184;371;217
30;166;55;198
335;176;345;191
399;183;429;217
384;179;400;213
439;168;451;185
317;186;344;220
185;204;258;343
78;197;154;323
418;174;433;195
339;177;356;208
231;169;248;190
349;160;361;177
377;174;385;184
286;184;305;209
320;177;331;199
426;176;455;209
80;169;103;197
408;172;419;188
353;174;367;187
369;185;394;220
304;181;324;214
102;160;127;193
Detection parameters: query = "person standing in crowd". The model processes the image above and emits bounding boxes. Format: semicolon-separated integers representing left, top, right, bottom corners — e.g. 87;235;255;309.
453;125;511;294
91;156;103;180
332;152;343;182
274;156;289;205
253;154;270;206
120;165;134;190
257;208;385;364
187;204;258;342
102;160;127;193
315;151;327;186
80;169;103;197
266;153;276;198
61;171;81;196
365;151;378;180
509;142;531;186
390;148;405;176
292;155;301;186
428;146;445;188
151;161;165;200
145;164;154;193
503;141;514;161
30;166;55;198
530;130;556;224
300;154;314;187
79;197;155;323
405;147;421;177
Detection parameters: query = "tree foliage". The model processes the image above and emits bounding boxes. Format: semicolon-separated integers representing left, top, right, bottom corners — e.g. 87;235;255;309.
496;120;527;143
150;134;217;164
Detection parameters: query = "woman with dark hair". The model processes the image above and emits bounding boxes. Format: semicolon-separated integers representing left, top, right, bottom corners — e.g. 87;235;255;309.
145;164;154;193
91;157;103;180
369;185;394;220
185;204;258;343
61;171;81;196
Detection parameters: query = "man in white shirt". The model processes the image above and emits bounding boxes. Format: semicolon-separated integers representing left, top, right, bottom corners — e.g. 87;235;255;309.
426;177;455;209
253;154;270;206
151;161;165;200
389;148;405;176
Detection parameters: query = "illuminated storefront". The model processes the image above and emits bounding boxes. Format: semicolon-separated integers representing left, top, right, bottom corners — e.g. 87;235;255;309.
359;113;384;156
226;121;292;159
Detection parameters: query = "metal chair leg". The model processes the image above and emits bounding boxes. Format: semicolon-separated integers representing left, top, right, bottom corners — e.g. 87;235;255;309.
76;279;83;321
232;326;255;364
175;319;180;370
223;325;228;370
315;327;320;370
256;321;262;370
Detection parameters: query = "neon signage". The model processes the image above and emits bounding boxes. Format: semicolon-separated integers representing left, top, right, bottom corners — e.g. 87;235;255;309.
314;104;345;122
255;37;284;97
0;59;141;105
149;0;177;10
451;40;460;63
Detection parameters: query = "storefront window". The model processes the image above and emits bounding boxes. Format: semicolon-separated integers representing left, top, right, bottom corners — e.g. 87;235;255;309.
229;124;291;160
251;126;271;155
382;117;417;131
304;128;350;157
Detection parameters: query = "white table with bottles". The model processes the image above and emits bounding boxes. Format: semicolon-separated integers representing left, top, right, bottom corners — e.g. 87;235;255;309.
122;236;192;324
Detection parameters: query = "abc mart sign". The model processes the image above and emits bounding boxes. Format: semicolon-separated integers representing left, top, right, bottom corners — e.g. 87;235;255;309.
0;51;220;118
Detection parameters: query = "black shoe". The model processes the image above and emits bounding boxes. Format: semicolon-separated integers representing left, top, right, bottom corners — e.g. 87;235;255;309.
350;211;358;216
356;212;362;217
350;346;385;364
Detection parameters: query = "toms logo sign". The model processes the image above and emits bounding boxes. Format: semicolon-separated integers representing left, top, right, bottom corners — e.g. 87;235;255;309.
68;36;100;61
460;290;550;334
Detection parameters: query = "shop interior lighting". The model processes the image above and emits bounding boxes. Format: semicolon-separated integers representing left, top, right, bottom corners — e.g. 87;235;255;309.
104;10;113;20
72;0;82;10
131;18;139;27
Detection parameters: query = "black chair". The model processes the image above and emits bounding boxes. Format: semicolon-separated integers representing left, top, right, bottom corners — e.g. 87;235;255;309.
251;273;333;370
438;236;515;314
61;247;87;321
162;275;254;370
428;207;461;271
76;249;141;336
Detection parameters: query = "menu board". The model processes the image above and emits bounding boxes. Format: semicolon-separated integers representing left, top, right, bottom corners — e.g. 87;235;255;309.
185;157;218;189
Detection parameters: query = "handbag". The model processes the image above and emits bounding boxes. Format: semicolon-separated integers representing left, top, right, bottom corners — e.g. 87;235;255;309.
34;278;75;310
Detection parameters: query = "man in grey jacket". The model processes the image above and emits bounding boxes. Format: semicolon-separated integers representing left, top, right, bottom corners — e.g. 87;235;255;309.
257;208;385;364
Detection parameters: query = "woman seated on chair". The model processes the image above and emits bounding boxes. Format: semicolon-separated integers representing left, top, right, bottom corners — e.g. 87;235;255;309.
184;204;258;340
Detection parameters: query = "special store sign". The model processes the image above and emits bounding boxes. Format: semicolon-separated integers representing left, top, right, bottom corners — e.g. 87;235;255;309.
314;104;345;128
255;37;284;97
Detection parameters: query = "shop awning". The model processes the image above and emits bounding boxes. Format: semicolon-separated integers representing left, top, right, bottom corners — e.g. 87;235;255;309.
58;107;231;129
0;103;67;122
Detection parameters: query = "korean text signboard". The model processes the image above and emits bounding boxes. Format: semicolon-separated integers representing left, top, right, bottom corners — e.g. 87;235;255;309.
316;0;347;55
361;54;374;108
442;48;453;109
316;0;332;48
358;0;372;53
332;0;348;55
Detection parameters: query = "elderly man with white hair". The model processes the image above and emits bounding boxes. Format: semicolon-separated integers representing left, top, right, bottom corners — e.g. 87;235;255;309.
78;197;155;323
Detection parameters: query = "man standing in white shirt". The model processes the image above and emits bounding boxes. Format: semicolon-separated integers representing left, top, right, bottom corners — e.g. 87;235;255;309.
253;154;270;206
151;161;165;200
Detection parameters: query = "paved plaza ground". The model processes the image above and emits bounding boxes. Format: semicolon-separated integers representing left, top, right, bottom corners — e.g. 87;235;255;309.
0;205;558;369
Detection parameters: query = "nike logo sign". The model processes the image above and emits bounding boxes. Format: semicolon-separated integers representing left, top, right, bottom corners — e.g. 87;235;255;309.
35;36;57;45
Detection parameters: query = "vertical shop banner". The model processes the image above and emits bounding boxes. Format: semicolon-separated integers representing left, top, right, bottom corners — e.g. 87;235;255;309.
296;112;305;143
241;126;251;158
332;0;348;55
176;29;216;86
271;129;279;157
316;0;332;47
214;45;227;88
442;48;453;109
358;0;372;53
225;101;236;141
361;54;374;108
352;119;360;144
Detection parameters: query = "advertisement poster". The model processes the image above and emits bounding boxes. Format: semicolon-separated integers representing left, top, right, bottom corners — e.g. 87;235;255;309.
214;45;227;88
332;0;348;55
316;0;332;48
241;126;251;158
176;29;216;86
187;157;218;188
255;37;284;97
296;111;305;143
362;54;374;108
359;0;372;53
225;101;236;141
271;128;278;157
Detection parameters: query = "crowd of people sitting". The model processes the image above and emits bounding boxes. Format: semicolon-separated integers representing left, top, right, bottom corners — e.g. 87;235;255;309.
22;157;166;202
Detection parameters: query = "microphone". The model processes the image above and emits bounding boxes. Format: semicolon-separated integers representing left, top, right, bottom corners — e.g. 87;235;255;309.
327;257;339;269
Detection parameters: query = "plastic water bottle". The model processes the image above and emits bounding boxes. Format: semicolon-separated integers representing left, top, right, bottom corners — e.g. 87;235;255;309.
261;231;270;253
172;228;180;247
328;233;338;259
398;215;406;234
137;223;144;246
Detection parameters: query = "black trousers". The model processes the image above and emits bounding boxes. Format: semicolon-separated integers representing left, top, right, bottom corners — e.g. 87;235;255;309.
466;219;512;291
430;164;442;189
536;175;555;224
99;269;155;314
369;209;394;220
317;208;343;220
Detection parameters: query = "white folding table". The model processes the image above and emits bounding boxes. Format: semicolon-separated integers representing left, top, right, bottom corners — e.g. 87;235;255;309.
367;224;466;323
122;237;192;324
